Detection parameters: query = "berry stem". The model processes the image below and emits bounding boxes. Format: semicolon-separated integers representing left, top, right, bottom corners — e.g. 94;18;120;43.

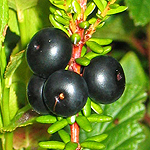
70;122;80;143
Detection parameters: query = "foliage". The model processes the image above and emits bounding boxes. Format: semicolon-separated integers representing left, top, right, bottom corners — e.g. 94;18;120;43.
0;0;150;149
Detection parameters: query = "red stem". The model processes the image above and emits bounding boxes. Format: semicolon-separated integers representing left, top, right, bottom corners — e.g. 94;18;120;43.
68;8;85;150
70;122;80;143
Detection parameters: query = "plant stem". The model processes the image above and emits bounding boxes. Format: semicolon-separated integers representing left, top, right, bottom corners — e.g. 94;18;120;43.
17;10;28;50
68;0;86;148
0;29;13;150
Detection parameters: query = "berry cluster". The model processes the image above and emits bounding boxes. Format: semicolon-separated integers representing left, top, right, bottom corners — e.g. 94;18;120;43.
26;27;125;117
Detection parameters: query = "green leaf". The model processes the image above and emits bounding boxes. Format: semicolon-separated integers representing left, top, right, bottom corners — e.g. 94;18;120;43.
8;9;20;36
54;15;70;25
93;14;134;42
58;129;71;143
83;98;91;117
39;141;65;149
65;141;78;150
9;84;18;120
2;105;35;132
125;0;150;26
86;41;104;53
8;0;38;11
91;100;103;114
67;115;76;125
138;125;150;150
0;0;8;40
93;0;105;12
75;57;90;66
81;141;105;149
81;46;87;57
107;6;128;15
72;0;81;16
84;2;96;20
87;114;112;123
13;123;50;149
4;50;25;79
47;119;68;134
49;14;70;36
36;115;57;124
85;134;108;142
88;38;112;45
76;115;92;132
84;47;111;60
70;33;81;44
80;84;147;149
120;51;148;87
49;0;65;10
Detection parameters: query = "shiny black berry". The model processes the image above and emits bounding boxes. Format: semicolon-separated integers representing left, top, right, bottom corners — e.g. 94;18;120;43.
26;28;72;78
27;75;49;114
83;56;125;104
43;70;88;117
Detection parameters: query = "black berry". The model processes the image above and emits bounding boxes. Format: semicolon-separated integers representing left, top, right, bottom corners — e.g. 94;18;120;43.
27;75;49;114
83;56;125;104
43;70;88;117
26;28;72;78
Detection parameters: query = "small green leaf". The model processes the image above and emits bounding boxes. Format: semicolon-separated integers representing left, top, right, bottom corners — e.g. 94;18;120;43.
58;129;71;143
84;51;101;60
88;17;97;24
91;100;103;114
102;46;112;54
84;2;96;20
109;4;120;9
107;6;128;15
72;0;81;17
54;15;70;25
87;114;112;123
83;98;91;117
81;141;105;149
65;141;78;150
49;0;65;10
85;134;108;142
75;57;90;66
70;33;81;44
86;41;104;53
49;5;57;13
67;115;76;125
76;115;92;132
96;22;105;29
53;0;64;5
78;21;90;29
93;0;105;12
4;50;25;79
47;119;68;134
88;38;113;45
81;46;87;57
39;141;65;149
57;116;63;121
36;115;57;124
49;14;70;36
